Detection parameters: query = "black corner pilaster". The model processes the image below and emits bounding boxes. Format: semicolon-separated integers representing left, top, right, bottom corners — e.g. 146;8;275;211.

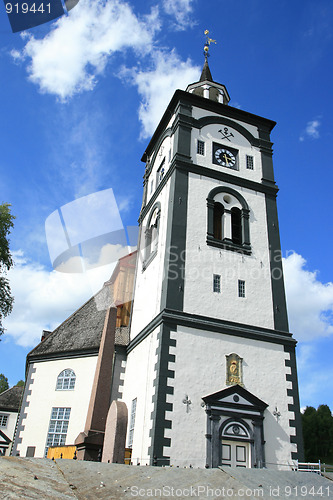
284;345;304;462
265;194;289;332
172;101;192;162
160;167;188;312
252;417;266;468
148;324;176;466
258;127;275;185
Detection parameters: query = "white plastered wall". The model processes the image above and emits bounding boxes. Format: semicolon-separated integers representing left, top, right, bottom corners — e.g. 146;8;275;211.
17;355;98;458
192;107;259;138
130;178;171;339
184;173;275;329
121;327;159;465
164;326;295;468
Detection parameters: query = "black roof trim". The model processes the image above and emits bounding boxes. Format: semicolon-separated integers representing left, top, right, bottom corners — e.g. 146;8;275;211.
141;89;276;162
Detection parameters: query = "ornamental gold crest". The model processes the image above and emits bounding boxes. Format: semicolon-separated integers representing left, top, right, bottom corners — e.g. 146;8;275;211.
226;353;243;386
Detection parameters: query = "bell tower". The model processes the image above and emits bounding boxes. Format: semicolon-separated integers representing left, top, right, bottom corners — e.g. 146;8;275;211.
121;34;304;469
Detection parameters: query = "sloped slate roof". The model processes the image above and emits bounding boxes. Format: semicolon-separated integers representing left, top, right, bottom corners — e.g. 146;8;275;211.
0;386;24;412
28;286;112;360
115;327;130;346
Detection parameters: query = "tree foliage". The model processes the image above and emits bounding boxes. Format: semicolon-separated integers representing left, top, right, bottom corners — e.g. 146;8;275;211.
15;380;25;387
302;405;333;463
0;203;15;338
0;373;9;394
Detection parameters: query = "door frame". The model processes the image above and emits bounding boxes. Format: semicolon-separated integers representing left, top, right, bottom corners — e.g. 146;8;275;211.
203;385;268;469
220;418;252;468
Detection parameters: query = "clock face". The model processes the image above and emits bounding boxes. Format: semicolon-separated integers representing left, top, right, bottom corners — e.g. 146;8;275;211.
214;148;236;168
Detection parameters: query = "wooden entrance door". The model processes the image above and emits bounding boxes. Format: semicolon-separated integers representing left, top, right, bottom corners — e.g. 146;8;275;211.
221;439;250;468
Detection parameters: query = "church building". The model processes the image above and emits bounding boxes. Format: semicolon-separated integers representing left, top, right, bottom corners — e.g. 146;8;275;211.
120;43;304;468
13;40;303;469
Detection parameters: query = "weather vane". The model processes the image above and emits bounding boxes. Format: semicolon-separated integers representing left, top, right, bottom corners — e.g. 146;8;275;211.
204;29;217;59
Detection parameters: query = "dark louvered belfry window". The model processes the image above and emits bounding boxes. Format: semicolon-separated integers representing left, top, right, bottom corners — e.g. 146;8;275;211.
213;202;224;240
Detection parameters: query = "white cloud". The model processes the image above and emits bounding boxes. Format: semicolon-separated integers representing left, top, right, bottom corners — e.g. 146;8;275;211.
162;0;195;30
122;50;199;137
10;0;200;138
283;252;333;341
3;251;116;347
299;119;321;141
13;0;160;99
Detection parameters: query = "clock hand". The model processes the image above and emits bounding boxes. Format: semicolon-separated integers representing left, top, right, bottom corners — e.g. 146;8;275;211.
223;154;231;165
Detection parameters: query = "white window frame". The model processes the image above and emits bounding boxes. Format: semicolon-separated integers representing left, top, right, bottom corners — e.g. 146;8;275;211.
56;369;76;391
213;274;221;293
156;159;165;185
197;140;205;155
128;398;137;448
0;414;9;428
238;280;246;298
246;155;254;170
44;407;71;458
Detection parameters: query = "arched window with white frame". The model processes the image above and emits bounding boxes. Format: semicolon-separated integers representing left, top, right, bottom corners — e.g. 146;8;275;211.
56;369;76;391
143;202;161;270
207;187;251;254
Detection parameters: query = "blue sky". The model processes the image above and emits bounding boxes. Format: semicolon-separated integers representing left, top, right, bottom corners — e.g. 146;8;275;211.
0;0;332;411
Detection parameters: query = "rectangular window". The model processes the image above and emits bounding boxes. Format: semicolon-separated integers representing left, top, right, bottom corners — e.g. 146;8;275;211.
128;398;137;448
26;446;36;457
197;140;205;155
238;280;246;298
246;155;254;170
156;159;165;185
44;407;71;458
0;414;8;427
213;274;221;293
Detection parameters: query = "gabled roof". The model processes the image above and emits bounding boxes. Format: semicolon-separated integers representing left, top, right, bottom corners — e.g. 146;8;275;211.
0;386;24;412
28;286;112;361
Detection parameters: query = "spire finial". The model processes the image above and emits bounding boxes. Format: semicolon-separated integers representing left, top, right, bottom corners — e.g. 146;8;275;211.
203;29;217;60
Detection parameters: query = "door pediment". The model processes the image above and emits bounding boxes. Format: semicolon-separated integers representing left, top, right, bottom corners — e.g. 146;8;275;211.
202;384;268;414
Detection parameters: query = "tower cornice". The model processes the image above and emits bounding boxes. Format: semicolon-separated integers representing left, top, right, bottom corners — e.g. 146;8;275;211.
141;89;276;163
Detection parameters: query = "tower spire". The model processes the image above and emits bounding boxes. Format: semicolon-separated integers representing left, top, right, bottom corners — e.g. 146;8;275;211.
186;29;230;105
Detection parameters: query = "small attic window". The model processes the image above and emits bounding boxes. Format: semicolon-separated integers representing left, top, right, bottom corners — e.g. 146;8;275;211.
246;155;254;170
197;140;205;155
